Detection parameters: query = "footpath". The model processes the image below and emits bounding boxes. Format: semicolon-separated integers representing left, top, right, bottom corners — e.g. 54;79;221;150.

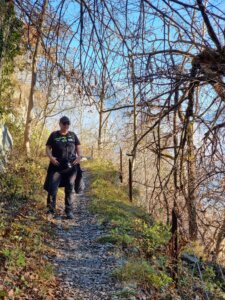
48;172;124;300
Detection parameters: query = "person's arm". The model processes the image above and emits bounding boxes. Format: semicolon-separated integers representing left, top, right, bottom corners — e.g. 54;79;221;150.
72;133;82;165
72;145;82;165
46;145;59;166
76;145;82;158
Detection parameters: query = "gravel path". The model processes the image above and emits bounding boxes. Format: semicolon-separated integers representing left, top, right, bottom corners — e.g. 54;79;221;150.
48;171;124;300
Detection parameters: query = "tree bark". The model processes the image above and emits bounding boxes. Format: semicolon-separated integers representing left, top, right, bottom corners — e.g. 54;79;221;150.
98;89;104;152
130;54;137;171
23;0;48;156
186;66;198;240
213;212;225;261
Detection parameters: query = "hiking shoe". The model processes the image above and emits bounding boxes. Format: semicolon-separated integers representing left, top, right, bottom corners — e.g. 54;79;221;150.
66;211;75;219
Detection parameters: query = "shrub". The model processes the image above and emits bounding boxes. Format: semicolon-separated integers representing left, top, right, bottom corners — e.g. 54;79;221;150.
113;259;173;289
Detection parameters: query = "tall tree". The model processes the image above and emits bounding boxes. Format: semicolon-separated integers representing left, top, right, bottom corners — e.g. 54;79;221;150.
23;0;48;156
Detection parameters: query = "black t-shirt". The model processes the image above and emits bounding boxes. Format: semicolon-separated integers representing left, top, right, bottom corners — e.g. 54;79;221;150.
46;131;81;161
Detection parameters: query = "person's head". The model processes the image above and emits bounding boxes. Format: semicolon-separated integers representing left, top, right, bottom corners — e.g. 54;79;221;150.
59;116;70;133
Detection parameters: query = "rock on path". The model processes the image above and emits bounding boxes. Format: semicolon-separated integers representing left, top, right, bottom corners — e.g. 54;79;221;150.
48;172;123;300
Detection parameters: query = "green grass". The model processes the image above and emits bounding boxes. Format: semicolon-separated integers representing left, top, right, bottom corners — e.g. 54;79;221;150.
84;159;225;298
84;159;170;254
84;159;172;291
113;258;173;289
96;235;118;244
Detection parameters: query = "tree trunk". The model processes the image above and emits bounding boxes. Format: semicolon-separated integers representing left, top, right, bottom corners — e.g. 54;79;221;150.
186;120;198;240
23;0;48;157
186;66;198;240
213;212;225;261
98;89;104;152
171;79;179;277
130;54;137;171
97;62;107;153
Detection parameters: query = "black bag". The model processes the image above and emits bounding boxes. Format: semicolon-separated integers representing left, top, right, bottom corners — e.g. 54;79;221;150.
57;157;75;174
75;164;85;193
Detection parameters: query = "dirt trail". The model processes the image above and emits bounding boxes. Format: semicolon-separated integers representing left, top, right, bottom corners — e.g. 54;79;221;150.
48;171;124;300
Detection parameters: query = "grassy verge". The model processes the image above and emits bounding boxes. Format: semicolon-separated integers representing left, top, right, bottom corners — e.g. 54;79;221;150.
84;159;225;300
0;157;62;299
84;160;173;293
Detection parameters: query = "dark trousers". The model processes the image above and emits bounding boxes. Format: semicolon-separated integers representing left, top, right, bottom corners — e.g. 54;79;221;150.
47;167;77;213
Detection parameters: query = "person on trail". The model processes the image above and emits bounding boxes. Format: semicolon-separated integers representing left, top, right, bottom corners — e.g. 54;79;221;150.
44;116;82;219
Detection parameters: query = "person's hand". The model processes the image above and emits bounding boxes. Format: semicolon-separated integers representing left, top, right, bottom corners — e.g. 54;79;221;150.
50;156;60;166
72;156;81;165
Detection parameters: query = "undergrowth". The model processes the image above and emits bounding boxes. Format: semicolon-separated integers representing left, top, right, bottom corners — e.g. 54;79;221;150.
0;155;62;299
84;159;225;300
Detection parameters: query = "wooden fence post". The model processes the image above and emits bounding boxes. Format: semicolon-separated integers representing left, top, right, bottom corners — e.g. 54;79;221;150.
171;207;178;283
129;158;133;202
119;148;123;183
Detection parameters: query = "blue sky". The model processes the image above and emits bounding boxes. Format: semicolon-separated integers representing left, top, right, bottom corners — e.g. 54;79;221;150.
44;0;225;147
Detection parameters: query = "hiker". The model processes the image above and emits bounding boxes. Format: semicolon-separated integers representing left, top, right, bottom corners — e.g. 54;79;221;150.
44;116;82;219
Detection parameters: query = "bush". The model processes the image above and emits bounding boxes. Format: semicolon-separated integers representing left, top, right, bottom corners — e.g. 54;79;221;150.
113;258;173;289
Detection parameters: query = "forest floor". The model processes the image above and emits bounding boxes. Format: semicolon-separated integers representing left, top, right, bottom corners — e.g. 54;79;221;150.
1;159;224;300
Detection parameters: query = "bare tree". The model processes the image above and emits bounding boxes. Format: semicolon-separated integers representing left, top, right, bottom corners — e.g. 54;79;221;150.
23;0;49;156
